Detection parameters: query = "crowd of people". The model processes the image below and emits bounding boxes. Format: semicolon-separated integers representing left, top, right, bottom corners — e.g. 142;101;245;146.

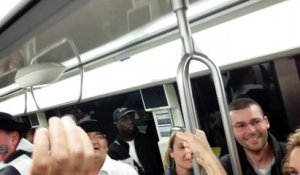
0;98;299;175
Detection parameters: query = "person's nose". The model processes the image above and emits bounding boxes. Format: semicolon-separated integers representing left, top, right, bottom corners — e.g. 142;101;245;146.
89;136;97;144
184;147;193;159
127;117;135;124
245;123;256;133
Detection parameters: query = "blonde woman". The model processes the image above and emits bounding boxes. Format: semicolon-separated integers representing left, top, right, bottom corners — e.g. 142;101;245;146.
164;128;226;175
282;129;300;175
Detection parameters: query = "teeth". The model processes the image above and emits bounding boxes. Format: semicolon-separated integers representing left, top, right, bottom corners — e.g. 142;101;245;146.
248;137;258;141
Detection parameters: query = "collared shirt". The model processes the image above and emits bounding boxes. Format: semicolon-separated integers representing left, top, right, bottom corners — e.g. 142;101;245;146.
99;155;138;175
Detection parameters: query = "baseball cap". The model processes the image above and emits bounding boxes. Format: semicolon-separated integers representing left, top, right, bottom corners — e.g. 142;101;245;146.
0;112;28;132
112;107;136;122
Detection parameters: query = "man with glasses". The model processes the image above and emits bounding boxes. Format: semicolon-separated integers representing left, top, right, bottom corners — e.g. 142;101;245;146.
108;107;163;175
220;98;286;175
78;119;138;175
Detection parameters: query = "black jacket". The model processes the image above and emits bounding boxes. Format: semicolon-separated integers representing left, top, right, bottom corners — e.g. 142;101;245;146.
0;166;21;175
220;133;286;175
108;132;164;175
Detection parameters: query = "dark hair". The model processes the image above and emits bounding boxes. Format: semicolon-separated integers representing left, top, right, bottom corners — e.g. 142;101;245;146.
229;98;264;115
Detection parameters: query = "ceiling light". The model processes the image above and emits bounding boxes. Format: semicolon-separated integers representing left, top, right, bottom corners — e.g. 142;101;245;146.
0;0;31;27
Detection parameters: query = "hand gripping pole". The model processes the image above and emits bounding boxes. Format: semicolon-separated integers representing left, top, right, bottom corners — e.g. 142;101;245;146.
171;0;242;175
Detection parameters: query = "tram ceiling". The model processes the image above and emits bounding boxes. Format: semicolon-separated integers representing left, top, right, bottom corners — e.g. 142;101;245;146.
0;0;286;101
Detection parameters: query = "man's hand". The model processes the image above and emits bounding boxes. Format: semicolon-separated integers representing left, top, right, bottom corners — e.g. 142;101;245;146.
176;129;227;175
30;116;94;175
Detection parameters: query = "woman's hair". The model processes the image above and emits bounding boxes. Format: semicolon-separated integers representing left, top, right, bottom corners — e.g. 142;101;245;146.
282;128;300;174
164;127;186;173
163;131;177;171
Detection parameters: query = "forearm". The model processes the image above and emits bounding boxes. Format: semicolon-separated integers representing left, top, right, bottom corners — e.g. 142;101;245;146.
194;152;227;175
203;159;227;175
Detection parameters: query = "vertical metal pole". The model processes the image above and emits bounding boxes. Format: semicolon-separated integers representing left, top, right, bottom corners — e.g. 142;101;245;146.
171;0;242;174
171;0;202;174
193;54;243;175
177;56;202;175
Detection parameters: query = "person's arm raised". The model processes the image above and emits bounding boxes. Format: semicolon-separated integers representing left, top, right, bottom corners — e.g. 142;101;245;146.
30;116;94;175
176;129;227;175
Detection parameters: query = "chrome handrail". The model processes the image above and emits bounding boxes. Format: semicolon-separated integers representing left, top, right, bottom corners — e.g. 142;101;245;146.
171;0;242;175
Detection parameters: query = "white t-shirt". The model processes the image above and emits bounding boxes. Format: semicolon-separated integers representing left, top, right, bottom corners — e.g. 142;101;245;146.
251;157;275;175
99;155;138;175
127;140;143;169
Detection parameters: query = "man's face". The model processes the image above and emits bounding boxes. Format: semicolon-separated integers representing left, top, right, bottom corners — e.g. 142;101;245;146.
116;113;136;136
230;105;270;153
87;132;107;164
0;130;18;162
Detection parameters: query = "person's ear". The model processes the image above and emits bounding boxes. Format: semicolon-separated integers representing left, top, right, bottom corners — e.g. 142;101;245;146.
169;148;174;158
263;116;270;129
11;131;20;148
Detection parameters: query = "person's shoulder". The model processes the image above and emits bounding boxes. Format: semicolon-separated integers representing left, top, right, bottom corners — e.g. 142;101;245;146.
108;139;118;147
269;133;287;154
136;131;154;141
107;141;119;157
278;141;287;155
0;165;21;175
219;154;233;175
220;154;231;164
108;138;125;150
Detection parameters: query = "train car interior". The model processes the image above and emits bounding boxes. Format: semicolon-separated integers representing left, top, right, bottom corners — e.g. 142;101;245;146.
0;0;300;173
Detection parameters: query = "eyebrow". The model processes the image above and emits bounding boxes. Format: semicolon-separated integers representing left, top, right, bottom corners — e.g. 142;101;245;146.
233;118;262;124
285;166;298;174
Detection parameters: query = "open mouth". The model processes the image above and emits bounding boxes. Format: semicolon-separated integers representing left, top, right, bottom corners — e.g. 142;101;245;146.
248;137;259;141
246;137;261;145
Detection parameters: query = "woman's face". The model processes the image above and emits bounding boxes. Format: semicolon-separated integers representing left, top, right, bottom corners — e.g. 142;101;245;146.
170;136;193;171
287;146;300;175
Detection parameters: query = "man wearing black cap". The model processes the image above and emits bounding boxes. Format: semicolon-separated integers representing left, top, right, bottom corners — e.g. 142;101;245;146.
108;107;163;175
0;112;32;175
78;119;138;175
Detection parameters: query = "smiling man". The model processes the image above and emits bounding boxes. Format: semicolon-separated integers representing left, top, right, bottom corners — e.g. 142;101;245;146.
220;98;286;175
78;120;137;175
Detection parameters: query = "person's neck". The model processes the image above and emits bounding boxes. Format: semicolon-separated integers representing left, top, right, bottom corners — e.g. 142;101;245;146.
245;142;274;169
175;166;193;175
88;168;99;175
88;156;105;175
120;130;137;141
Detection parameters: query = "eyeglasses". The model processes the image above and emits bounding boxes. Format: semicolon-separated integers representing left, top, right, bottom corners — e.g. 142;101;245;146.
88;133;107;140
232;118;264;131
